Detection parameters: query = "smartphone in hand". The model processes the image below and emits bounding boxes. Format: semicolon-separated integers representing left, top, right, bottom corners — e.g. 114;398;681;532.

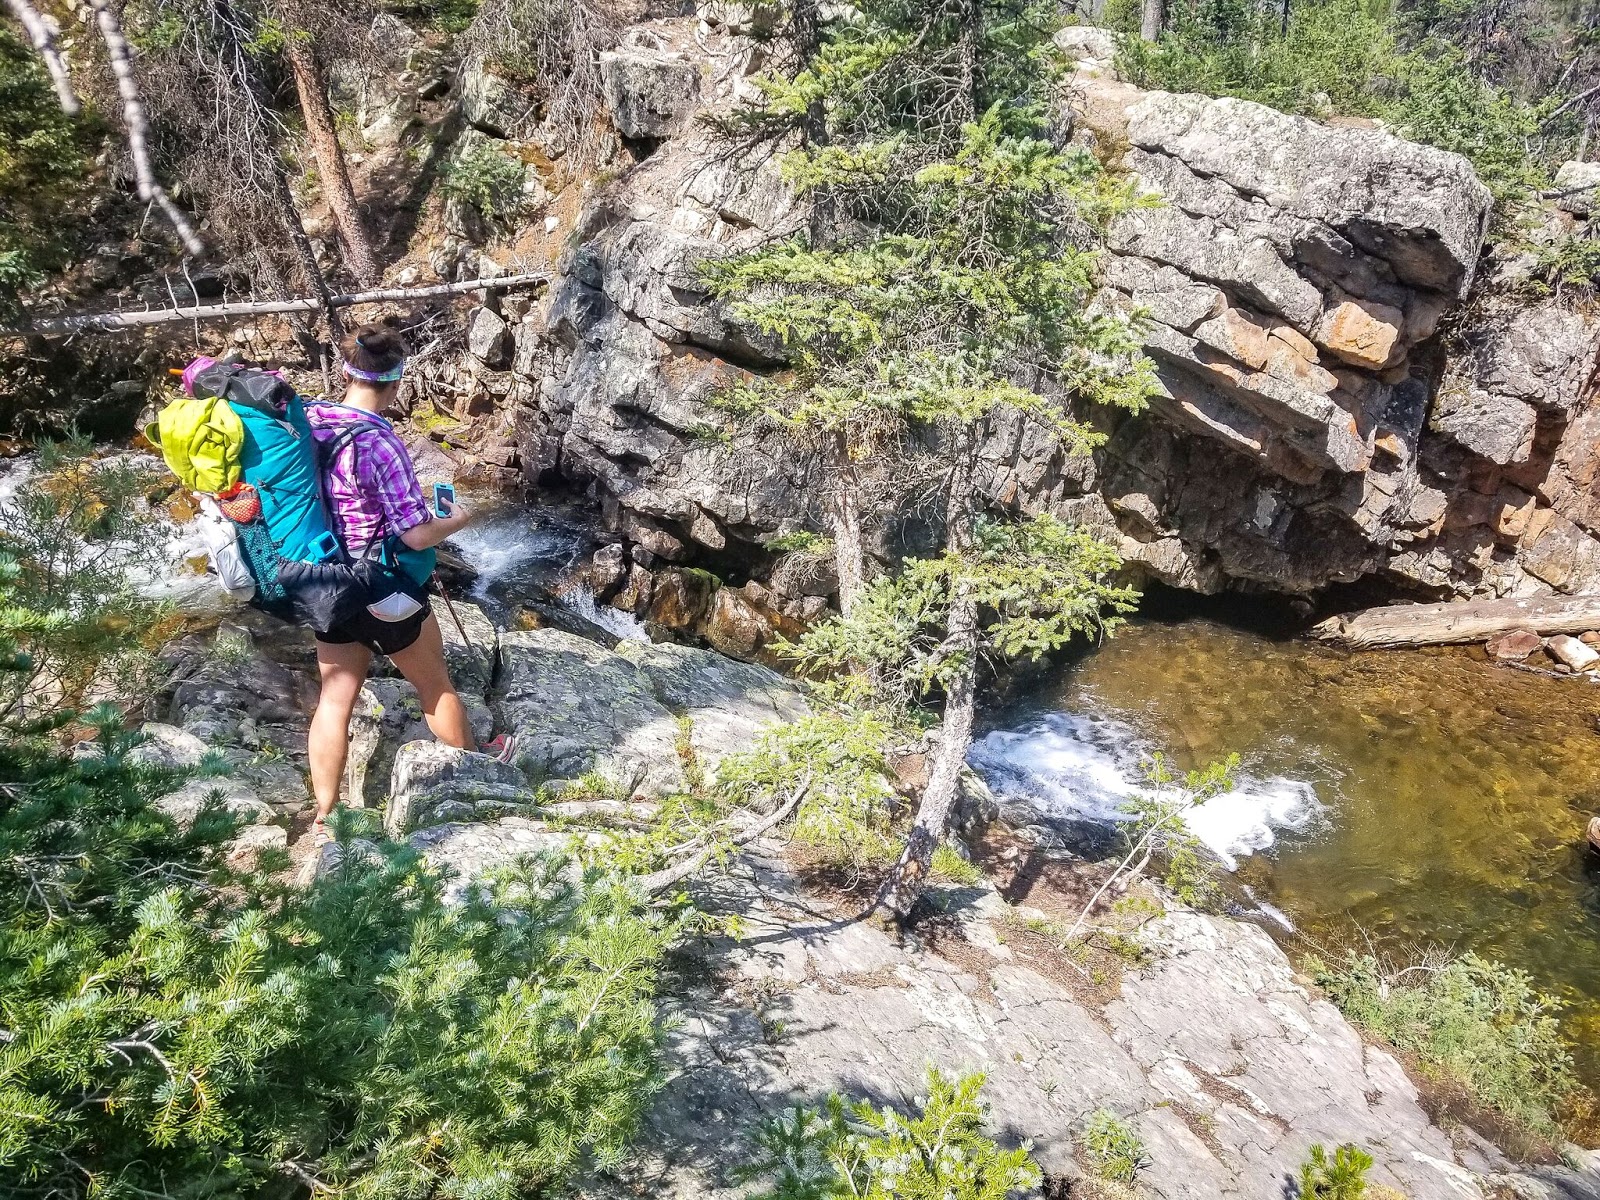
432;482;455;519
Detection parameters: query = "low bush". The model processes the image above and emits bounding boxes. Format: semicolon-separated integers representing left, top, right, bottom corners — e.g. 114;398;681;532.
1080;1108;1146;1183
717;710;900;870
931;843;984;885
0;437;172;730
0;29;98;317
1309;949;1576;1139
740;1068;1041;1199
441;140;528;222
1297;1142;1375;1199
0;718;679;1198
1111;0;1554;208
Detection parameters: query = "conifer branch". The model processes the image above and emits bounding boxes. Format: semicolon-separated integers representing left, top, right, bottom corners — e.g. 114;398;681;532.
639;780;810;896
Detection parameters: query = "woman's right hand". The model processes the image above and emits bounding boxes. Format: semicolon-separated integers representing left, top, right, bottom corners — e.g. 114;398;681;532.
401;494;473;550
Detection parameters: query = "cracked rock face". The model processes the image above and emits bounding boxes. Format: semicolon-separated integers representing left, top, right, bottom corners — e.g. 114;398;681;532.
493;626;807;798
482;17;1597;602
596;851;1595;1200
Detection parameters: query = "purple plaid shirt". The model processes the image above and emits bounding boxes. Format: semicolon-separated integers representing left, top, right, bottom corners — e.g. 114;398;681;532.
306;402;432;556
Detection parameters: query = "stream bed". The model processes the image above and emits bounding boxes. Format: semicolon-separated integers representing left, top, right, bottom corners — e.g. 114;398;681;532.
971;614;1600;1086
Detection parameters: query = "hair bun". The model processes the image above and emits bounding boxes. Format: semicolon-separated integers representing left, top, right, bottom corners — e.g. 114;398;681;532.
342;321;408;375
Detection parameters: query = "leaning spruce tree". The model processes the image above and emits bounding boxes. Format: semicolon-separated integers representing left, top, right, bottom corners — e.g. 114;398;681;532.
705;0;1156;918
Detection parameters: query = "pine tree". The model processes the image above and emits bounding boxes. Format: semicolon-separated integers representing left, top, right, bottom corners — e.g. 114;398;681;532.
705;0;1156;918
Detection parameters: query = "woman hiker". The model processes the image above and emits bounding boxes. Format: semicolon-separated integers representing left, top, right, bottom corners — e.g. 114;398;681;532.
305;322;510;845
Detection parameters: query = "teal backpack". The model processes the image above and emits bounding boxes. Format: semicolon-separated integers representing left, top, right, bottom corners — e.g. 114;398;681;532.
183;360;436;631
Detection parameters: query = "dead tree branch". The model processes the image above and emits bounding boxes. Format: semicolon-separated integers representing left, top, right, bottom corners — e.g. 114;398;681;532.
87;0;206;256
639;782;810;897
10;272;548;336
1310;593;1600;648
5;0;79;113
1541;81;1600;127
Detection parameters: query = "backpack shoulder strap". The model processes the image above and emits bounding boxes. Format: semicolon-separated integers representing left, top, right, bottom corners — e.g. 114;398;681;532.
306;409;393;562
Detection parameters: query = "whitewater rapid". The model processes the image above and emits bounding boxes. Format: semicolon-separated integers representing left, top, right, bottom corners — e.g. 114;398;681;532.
968;709;1323;870
446;508;648;641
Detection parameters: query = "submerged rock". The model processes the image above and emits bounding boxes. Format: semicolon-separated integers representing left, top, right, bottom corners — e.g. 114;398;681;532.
1486;629;1543;662
1547;634;1600;672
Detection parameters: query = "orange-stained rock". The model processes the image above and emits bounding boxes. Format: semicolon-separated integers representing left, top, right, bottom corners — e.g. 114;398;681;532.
1194;308;1271;370
1485;628;1542;661
1263;336;1339;393
1492;486;1538;539
1315;298;1405;369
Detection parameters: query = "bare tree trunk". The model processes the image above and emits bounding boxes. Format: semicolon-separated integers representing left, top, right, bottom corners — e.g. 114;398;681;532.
1141;0;1166;41
5;0;79;113
875;425;981;922
1310;593;1600;649
828;434;867;615
956;0;981;121
269;144;343;357
875;603;977;920
205;0;343;356
282;34;381;286
16;272;547;336
87;0;205;256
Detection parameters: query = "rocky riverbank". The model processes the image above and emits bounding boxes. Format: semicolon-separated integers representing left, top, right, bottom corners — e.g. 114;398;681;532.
16;6;1598;633
452;13;1599;612
122;598;1600;1199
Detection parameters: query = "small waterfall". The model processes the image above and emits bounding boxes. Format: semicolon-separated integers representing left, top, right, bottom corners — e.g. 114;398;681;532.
556;587;648;642
969;710;1322;869
445;505;647;641
446;509;589;602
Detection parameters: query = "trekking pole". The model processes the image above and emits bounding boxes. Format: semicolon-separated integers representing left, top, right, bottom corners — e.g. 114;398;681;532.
433;572;474;650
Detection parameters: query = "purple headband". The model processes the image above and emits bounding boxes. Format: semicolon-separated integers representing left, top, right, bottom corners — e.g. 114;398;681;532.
344;361;405;383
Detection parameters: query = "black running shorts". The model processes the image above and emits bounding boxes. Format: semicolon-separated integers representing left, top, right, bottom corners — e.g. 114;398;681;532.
315;603;429;656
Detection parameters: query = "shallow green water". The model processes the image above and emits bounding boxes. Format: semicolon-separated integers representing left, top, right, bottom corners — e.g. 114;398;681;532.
975;617;1600;1084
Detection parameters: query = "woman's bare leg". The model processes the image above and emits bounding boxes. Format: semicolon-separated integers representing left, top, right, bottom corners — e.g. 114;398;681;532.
389;614;475;751
310;638;373;820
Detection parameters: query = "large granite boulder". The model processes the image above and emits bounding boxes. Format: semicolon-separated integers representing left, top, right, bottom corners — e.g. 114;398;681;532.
154;776;274;828
458;59;541;141
493;627;809;797
600;43;702;140
1119;92;1491;297
385;740;534;837
505;15;1598;607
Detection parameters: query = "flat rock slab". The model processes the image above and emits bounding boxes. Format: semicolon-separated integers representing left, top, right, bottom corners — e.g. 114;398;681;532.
495;627;807;797
587;852;1516;1200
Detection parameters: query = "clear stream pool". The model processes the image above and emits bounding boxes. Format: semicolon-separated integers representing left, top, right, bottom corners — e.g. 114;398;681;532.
971;615;1600;1086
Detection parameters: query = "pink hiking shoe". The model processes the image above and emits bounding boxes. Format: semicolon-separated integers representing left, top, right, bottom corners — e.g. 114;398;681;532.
483;734;518;765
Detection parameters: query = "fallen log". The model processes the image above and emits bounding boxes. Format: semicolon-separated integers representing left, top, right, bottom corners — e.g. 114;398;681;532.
7;272;549;337
1310;594;1600;649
